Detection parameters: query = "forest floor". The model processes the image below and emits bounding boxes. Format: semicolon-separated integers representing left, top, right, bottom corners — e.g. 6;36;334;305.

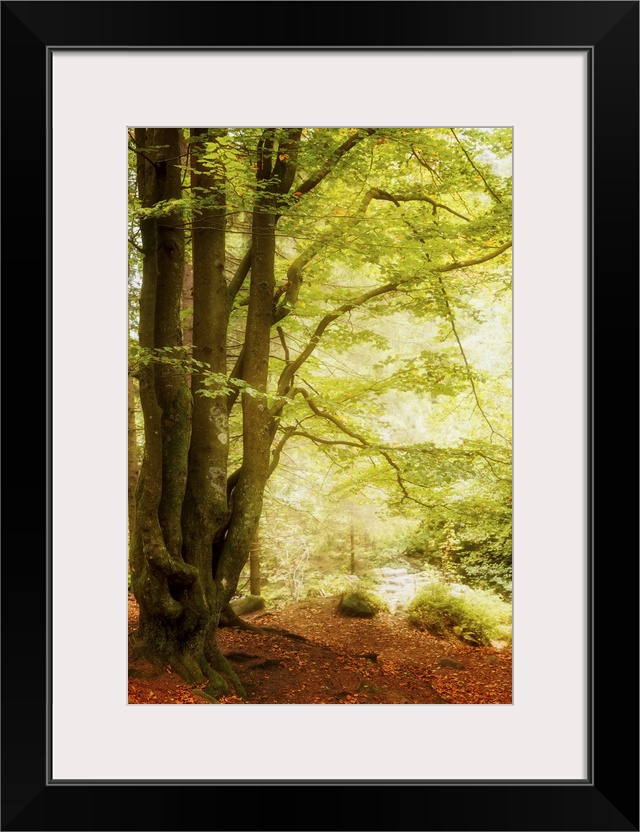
128;595;511;705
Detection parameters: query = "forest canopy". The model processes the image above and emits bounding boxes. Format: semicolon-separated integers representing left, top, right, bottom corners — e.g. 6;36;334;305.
127;127;512;701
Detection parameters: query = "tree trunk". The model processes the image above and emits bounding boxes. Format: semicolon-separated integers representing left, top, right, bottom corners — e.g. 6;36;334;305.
130;127;302;700
214;133;277;612
127;374;139;544
249;532;261;596
130;128;210;689
179;128;237;695
181;263;193;388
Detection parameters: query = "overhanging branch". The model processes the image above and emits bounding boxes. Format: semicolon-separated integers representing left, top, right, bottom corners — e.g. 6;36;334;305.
276;241;512;395
450;128;503;204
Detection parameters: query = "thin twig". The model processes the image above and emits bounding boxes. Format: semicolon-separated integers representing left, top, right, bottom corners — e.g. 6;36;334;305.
450;129;502;203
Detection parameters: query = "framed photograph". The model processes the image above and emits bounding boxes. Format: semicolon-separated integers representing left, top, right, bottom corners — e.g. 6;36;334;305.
2;2;637;830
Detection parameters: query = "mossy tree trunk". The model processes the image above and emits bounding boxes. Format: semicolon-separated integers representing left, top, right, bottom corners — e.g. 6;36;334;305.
127;374;139;545
130;127;203;683
181;263;193;388
249;532;261;597
130;128;302;699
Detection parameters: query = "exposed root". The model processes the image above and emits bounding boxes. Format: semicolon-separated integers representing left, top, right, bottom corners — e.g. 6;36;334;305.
261;626;309;643
202;671;229;700
128;666;164;680
168;654;207;685
131;618;248;700
206;644;247;699
221;608;309;642
220;603;266;633
192;689;220;703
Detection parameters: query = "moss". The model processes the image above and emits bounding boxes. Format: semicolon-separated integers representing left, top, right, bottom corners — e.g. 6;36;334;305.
338;590;383;619
408;583;512;645
192;689;220;703
230;594;265;616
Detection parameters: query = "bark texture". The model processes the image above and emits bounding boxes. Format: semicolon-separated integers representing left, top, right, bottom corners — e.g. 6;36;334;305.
249;532;262;597
127;374;139;544
130;129;302;698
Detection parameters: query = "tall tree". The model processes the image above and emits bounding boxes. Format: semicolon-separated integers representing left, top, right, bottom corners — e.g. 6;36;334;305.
249;532;262;597
129;127;512;699
127;374;139;543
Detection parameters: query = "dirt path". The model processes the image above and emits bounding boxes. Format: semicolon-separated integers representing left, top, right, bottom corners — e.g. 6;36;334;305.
128;596;512;705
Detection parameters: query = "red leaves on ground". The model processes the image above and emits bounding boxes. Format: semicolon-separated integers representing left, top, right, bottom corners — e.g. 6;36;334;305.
128;596;512;705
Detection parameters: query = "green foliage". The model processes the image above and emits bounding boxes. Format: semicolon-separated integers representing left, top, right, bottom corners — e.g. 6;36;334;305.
129;126;513;611
408;583;511;645
401;446;512;599
405;495;512;599
302;571;354;599
338;587;387;618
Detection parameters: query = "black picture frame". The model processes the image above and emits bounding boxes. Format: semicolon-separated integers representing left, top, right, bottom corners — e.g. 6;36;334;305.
2;2;638;830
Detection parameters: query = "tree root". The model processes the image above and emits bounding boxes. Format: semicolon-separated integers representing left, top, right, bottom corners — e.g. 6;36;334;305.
206;644;247;699
128;666;164;680
220;603;266;634
130;619;250;700
260;625;309;643
220;606;308;643
192;689;220;703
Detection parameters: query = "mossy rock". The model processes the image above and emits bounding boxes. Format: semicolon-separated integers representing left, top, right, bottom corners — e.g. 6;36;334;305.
338;590;378;619
437;657;465;669
230;595;266;616
459;631;483;647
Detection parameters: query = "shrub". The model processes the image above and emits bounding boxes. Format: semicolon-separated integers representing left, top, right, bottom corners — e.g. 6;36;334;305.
403;508;512;600
338;588;387;618
304;571;356;599
408;583;511;645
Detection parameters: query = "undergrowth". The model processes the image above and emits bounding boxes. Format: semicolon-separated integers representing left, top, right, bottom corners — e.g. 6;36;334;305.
408;582;511;645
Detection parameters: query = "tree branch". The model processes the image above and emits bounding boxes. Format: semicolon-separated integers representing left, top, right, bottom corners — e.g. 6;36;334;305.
227;246;251;303
268;426;296;477
372;189;470;222
277;280;399;394
272;186;471;330
289;129;376;203
291;430;364;449
437;273;509;444
128;143;158;170
436;241;512;272
277;326;290;364
286;395;437;508
450;129;503;204
227;129;375;304
128;237;145;253
276;240;511;395
411;145;441;184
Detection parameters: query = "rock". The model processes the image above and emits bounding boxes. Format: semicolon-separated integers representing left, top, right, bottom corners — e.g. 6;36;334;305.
337;591;377;618
230;595;266;616
460;632;483;647
385;577;413;587
437;657;465;669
